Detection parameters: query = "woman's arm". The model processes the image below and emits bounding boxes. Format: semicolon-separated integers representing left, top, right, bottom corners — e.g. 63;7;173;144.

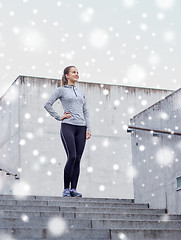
44;87;63;121
83;95;91;132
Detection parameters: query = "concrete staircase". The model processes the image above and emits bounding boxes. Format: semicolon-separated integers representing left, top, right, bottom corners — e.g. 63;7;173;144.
0;195;181;240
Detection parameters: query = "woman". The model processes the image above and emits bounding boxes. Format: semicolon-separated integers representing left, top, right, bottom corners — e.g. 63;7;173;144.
44;66;91;197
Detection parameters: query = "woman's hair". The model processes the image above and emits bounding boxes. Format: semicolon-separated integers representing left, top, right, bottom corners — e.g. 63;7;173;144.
61;65;76;86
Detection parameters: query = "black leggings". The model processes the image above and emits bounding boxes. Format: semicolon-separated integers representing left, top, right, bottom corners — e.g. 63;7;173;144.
60;123;87;189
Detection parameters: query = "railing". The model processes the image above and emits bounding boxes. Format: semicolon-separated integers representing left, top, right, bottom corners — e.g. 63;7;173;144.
0;168;19;179
127;125;181;136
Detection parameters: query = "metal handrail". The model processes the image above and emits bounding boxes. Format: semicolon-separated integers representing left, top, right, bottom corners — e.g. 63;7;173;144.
127;125;181;136
0;168;19;179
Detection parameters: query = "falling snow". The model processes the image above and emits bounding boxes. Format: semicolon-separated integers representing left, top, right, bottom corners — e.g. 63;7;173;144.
156;147;174;166
12;181;31;199
47;217;68;237
0;0;179;96
0;234;15;240
21;214;29;222
155;0;175;10
118;232;129;240
99;185;105;191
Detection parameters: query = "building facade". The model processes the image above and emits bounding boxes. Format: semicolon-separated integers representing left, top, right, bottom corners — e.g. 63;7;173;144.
130;88;181;214
0;75;172;198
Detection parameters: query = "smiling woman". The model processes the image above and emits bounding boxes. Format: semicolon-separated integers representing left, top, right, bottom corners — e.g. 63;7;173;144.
44;65;91;198
61;65;79;86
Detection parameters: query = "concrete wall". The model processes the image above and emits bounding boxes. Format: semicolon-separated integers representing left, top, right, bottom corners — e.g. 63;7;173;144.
0;75;172;198
0;77;20;194
130;88;181;214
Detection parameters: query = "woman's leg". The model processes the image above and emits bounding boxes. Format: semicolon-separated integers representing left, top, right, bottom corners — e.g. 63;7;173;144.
71;126;87;189
60;123;77;189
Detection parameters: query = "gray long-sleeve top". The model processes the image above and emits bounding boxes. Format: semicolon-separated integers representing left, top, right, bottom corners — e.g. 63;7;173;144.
44;84;91;132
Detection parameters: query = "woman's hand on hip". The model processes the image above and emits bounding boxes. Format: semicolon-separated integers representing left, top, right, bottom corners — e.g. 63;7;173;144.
86;130;91;140
61;112;71;120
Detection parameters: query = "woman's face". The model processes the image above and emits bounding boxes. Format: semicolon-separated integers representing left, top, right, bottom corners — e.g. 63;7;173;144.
66;67;79;83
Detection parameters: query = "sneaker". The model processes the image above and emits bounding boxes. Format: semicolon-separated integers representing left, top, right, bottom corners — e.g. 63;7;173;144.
62;188;71;197
70;188;82;197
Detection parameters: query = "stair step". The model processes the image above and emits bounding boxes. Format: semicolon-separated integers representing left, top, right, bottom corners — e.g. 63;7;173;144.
0;204;166;214
91;219;181;230
0;195;134;203
111;229;181;240
1;227;181;240
0;218;91;229
0;210;73;219
0;205;60;212
0;199;148;208
0;205;166;216
59;206;166;214
0;210;180;220
0;228;110;239
0;217;181;230
74;212;181;220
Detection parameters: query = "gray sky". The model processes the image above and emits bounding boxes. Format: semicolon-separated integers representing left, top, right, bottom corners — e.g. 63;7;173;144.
0;0;180;96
